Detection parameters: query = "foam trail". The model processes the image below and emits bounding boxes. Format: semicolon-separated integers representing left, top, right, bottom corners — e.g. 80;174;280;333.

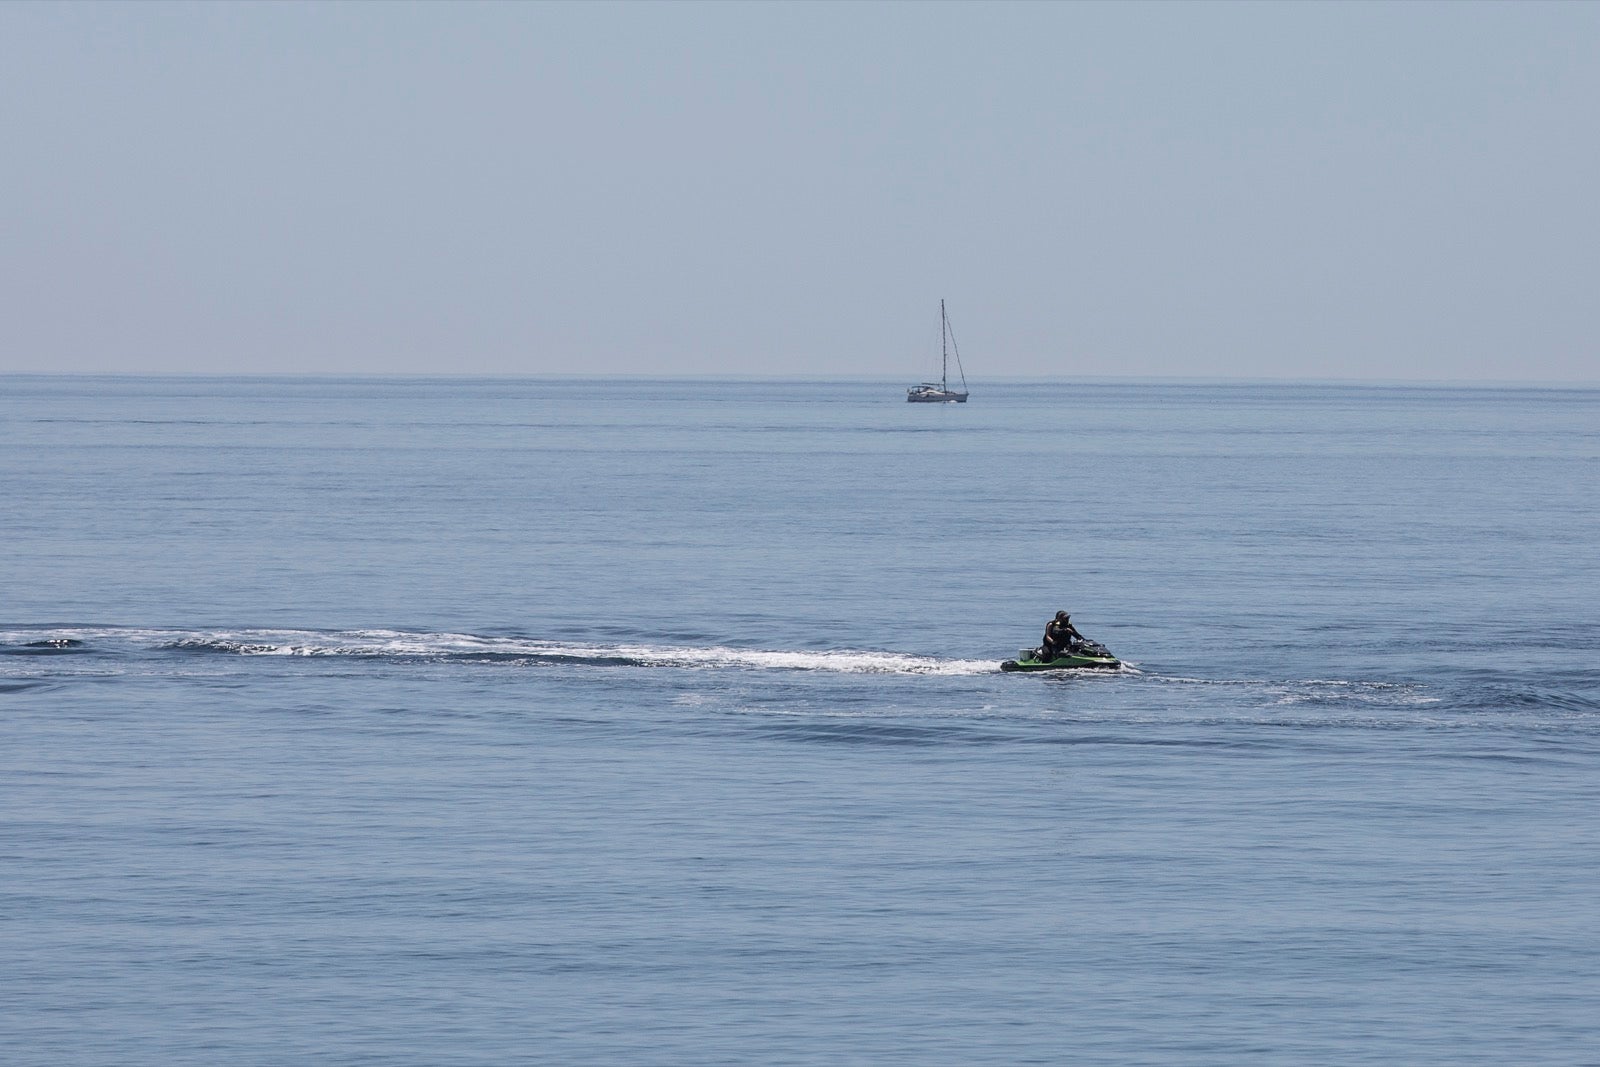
1;627;997;676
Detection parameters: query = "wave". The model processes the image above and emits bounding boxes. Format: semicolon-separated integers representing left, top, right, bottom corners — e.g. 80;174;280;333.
0;627;996;676
1455;686;1600;715
0;638;91;656
1141;673;1440;706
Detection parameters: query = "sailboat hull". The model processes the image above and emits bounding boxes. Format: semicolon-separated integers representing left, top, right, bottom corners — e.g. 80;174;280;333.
907;388;968;403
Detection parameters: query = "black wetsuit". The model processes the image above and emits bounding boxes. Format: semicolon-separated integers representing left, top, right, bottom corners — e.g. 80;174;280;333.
1041;618;1084;660
1040;620;1066;659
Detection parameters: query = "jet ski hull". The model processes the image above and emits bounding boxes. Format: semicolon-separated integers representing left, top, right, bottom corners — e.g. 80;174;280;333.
1000;652;1120;672
1000;639;1120;672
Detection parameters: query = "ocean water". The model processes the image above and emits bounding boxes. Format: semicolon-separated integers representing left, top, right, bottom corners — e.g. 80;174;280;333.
2;375;1597;1065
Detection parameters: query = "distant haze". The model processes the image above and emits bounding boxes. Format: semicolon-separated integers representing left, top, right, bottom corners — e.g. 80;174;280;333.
3;0;1597;381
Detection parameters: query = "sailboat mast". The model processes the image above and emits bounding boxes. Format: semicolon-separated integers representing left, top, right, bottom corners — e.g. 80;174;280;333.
940;299;948;390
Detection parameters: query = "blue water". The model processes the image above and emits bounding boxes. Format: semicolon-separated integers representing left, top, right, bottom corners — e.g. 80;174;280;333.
3;376;1598;1065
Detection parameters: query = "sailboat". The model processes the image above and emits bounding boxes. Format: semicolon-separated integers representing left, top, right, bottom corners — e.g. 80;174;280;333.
907;300;969;403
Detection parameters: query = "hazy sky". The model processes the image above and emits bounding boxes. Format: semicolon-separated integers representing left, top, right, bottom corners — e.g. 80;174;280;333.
3;1;1597;380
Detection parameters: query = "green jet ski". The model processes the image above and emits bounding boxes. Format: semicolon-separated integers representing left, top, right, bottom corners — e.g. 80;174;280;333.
1000;637;1120;672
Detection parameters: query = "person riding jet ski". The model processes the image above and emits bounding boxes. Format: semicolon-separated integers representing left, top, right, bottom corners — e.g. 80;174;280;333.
1002;612;1119;671
1038;611;1084;661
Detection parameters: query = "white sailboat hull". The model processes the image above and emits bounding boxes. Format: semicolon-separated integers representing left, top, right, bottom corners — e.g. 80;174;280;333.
907;386;968;403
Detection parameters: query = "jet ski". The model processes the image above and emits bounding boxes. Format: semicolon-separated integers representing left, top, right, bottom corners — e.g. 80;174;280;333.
1000;637;1120;672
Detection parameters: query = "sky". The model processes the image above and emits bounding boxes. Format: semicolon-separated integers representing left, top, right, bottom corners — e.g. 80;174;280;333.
2;0;1597;381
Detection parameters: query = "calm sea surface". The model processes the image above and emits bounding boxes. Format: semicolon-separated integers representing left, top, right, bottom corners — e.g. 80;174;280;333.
3;376;1598;1065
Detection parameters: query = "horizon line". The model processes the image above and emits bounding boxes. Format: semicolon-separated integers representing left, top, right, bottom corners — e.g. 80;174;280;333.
3;370;1597;389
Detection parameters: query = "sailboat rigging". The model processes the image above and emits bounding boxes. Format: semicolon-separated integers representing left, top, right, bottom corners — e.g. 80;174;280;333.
907;300;970;403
